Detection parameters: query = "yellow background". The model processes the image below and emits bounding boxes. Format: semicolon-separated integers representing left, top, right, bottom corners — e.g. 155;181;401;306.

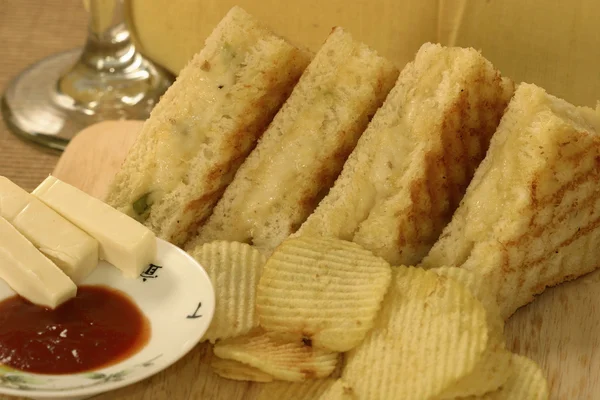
127;0;599;107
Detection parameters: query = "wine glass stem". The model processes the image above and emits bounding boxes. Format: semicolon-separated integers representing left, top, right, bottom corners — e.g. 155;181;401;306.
55;0;173;117
78;0;136;74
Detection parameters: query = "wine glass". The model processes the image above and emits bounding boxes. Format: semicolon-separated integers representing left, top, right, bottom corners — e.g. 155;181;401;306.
1;0;174;151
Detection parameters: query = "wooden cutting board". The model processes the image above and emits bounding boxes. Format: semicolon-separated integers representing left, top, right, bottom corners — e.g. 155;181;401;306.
45;121;600;399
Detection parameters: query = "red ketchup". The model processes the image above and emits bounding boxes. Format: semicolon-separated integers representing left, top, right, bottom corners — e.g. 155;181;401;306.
0;285;150;374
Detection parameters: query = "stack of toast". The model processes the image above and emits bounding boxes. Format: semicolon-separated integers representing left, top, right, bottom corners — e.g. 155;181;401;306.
107;5;600;323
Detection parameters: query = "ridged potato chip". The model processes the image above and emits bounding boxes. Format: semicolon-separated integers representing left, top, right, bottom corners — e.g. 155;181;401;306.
464;354;549;400
433;267;512;398
211;357;274;383
189;241;266;343
213;329;339;381
342;266;489;400
319;379;357;400
431;266;502;330
257;236;392;352
256;379;336;400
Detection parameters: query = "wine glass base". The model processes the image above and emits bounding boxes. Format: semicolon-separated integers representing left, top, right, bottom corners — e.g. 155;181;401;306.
2;48;172;152
2;50;89;151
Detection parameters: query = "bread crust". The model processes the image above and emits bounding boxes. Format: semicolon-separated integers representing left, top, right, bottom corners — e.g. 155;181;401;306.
105;6;311;246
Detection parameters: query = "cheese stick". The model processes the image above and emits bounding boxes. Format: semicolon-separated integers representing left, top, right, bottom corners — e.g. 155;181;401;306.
0;176;98;283
0;216;76;309
34;176;155;278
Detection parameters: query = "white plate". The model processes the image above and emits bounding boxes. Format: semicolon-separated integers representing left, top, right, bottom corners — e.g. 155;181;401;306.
0;238;215;400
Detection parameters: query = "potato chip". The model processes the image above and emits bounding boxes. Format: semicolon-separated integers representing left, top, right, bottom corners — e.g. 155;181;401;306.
257;236;392;352
432;266;502;331
213;329;339;381
256;379;336;400
342;266;489;399
319;379;357;400
211;357;274;383
330;352;345;379
189;241;266;343
433;267;512;398
464;354;549;400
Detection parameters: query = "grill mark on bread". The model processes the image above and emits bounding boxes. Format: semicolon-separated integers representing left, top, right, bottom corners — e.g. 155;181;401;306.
447;88;471;207
344;46;514;265
180;187;228;236
297;143;355;217
533;174;599;235
406;178;425;247
499;167;600;309
394;83;503;258
535;151;600;207
508;178;600;250
171;62;306;245
423;152;439;241
508;147;600;244
496;212;600;306
490;183;600;316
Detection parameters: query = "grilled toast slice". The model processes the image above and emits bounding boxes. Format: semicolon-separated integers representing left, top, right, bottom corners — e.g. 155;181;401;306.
297;43;514;265
105;6;310;246
187;27;398;253
422;83;600;319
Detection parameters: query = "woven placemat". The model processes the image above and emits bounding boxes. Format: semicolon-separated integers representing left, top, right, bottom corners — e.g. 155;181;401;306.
0;0;87;191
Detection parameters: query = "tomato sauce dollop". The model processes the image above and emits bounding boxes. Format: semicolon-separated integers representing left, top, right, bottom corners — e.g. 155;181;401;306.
0;285;150;374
